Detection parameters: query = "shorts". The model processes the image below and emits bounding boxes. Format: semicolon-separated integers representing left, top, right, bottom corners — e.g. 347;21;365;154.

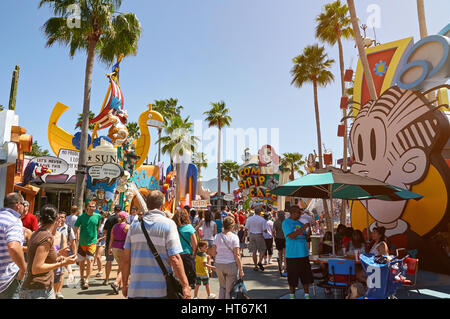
77;244;97;261
275;238;286;250
239;242;246;249
105;243;114;262
286;257;314;287
195;276;209;286
112;248;124;264
248;233;266;254
204;239;214;249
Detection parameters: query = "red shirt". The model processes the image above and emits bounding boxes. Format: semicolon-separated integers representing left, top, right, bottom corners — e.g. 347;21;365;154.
238;213;246;225
22;212;38;231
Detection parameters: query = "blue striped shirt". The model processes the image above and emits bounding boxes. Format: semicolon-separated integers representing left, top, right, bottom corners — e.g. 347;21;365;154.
124;210;183;298
0;208;24;293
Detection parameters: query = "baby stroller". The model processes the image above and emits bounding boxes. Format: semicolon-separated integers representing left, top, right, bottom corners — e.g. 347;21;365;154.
360;254;407;299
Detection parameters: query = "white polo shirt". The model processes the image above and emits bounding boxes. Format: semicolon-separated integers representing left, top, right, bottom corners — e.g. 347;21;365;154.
245;215;267;235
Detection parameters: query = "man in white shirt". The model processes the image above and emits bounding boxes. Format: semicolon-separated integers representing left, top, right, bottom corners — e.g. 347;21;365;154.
244;206;267;271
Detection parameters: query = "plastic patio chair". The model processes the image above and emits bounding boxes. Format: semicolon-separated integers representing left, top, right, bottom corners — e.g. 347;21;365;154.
399;257;420;296
318;259;355;299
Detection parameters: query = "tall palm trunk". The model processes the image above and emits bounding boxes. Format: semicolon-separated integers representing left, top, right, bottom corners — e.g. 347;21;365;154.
337;31;348;225
313;79;332;231
312;80;323;168
416;0;428;39
75;39;96;211
227;180;231;194
217;127;222;209
347;0;377;101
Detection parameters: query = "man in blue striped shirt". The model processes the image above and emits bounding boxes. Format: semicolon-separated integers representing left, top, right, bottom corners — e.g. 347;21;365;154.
122;190;190;299
0;193;27;299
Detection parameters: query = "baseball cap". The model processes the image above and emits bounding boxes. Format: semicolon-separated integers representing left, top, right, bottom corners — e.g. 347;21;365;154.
114;204;122;212
118;211;127;220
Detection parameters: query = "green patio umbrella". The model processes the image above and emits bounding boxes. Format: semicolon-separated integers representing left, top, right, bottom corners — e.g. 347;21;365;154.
271;167;423;255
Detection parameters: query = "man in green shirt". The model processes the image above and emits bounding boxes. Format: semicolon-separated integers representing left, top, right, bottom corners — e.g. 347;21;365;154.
74;201;102;290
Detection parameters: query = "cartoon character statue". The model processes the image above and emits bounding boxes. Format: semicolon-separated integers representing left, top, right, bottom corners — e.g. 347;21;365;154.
107;113;129;146
258;145;281;167
350;86;450;268
304;151;318;174
19;162;52;186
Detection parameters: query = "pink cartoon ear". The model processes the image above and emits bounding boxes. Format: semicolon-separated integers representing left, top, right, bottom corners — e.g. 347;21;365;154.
390;148;427;185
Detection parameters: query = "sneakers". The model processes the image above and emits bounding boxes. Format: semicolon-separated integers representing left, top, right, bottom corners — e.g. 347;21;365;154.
208;294;216;299
253;267;259;271
304;294;311;299
257;262;265;271
289;294;296;299
110;282;120;294
193;297;199;299
55;292;64;299
281;272;288;277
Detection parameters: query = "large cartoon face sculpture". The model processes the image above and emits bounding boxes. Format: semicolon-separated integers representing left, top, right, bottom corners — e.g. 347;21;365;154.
350;86;442;226
258;145;280;167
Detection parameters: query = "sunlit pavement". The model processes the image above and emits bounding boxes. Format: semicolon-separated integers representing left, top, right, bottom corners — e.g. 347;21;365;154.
60;249;450;299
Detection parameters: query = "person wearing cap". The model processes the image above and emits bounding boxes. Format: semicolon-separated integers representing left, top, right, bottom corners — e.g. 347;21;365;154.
103;204;122;285
108;211;130;294
74;201;102;290
21;201;38;232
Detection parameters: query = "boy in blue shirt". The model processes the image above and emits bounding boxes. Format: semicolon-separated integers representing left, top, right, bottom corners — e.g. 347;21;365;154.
282;206;314;299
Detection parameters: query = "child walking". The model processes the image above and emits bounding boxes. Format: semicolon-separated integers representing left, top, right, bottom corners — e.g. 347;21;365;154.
194;241;216;299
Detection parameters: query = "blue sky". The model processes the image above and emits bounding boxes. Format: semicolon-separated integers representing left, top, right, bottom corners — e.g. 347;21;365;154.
1;0;449;181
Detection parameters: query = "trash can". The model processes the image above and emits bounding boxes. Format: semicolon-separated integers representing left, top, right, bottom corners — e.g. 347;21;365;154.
311;235;321;255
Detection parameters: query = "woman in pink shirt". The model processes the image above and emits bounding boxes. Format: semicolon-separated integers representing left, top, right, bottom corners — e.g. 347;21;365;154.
108;211;130;294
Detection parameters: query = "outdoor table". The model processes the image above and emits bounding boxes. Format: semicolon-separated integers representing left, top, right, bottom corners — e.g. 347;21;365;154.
309;255;361;264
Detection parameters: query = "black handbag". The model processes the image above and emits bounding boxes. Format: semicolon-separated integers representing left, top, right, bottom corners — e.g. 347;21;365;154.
177;229;196;287
139;218;184;299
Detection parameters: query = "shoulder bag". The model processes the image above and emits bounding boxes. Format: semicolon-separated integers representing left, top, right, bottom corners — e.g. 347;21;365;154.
139;218;184;299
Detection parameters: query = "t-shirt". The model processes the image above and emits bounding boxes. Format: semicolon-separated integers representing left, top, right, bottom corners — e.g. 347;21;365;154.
178;224;196;255
282;218;309;258
213;232;239;264
237;230;245;243
273;218;285;239
22;229;57;290
74;212;102;246
195;252;208;277
21;213;38;231
263;220;274;239
57;224;76;242
238;214;246;226
65;214;78;229
104;213;119;247
124;209;183;299
220;211;228;220
245;215;266;234
214;219;223;234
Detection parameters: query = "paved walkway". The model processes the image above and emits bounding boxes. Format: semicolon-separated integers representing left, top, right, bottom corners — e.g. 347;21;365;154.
60;248;450;299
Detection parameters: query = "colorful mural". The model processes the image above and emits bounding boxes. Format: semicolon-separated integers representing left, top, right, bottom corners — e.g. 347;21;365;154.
350;26;450;274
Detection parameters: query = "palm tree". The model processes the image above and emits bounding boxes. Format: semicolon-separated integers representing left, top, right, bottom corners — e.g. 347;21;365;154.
204;101;232;210
75;111;96;131
156;115;198;207
316;0;353;173
152;98;184;162
346;0;377;101
290;44;334;168
26;141;50;157
280;153;305;181
192;151;208;179
126;122;140;140
39;0;141;211
220;160;240;194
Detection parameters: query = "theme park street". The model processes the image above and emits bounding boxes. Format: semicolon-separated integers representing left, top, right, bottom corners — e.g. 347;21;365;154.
61;248;450;300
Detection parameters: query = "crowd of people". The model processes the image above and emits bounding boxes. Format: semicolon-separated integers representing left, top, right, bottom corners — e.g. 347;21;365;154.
0;190;394;300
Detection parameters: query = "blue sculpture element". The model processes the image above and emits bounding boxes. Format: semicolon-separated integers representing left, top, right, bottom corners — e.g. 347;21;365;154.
72;132;92;151
110;96;123;112
92;136;112;149
132;170;159;190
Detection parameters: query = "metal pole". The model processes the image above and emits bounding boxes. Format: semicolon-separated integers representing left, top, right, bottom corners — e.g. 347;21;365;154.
329;184;335;256
366;199;370;243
